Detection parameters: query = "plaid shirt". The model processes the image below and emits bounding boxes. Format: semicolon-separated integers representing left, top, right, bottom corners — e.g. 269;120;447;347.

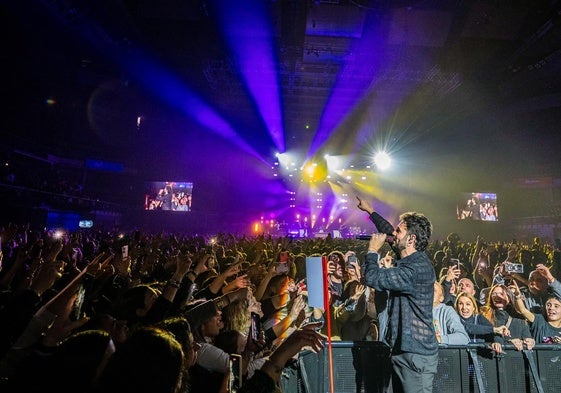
364;251;438;355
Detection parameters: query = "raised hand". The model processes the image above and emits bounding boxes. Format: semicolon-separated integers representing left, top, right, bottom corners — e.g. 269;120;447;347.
112;253;131;277
380;251;394;268
30;259;66;296
368;233;386;254
350;284;366;302
224;274;251;292
535;264;555;283
289;294;307;321
356;195;374;214
174;252;192;278
445;266;461;282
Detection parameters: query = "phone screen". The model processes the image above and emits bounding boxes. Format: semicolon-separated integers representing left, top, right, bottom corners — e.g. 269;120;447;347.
250;312;261;342
279;251;288;263
229;354;242;393
71;284;86;321
122;245;129;259
450;258;460;268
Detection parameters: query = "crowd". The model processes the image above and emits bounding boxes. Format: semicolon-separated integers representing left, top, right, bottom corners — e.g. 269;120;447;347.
0;219;560;393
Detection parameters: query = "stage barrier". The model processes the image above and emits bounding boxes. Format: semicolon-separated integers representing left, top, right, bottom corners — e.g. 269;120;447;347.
292;342;561;393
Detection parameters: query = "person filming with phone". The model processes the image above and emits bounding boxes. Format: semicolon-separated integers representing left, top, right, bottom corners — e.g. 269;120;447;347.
357;196;438;393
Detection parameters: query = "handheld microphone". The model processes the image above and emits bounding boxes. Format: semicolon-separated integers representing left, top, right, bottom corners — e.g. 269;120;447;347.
355;234;395;243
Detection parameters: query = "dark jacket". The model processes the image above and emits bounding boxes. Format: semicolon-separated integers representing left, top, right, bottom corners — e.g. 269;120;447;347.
364;251;438;355
459;314;503;344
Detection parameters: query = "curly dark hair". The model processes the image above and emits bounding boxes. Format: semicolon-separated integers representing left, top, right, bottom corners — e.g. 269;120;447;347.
400;212;432;252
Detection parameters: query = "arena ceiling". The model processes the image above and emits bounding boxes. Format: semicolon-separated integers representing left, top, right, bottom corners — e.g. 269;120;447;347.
4;0;561;183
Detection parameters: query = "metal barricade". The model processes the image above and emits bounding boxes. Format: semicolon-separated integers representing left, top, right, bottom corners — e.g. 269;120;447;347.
296;342;561;393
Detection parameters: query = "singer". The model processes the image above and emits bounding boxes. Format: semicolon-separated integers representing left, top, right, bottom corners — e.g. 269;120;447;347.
357;196;438;393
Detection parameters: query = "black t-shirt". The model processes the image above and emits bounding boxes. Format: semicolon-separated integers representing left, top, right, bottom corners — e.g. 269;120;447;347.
530;314;561;343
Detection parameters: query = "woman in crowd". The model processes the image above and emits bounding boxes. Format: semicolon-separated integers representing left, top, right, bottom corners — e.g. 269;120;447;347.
454;291;505;353
186;291;266;393
480;284;535;351
260;273;307;343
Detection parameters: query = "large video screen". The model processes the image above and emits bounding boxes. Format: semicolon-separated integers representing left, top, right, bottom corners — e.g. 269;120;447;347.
144;182;193;212
457;192;498;221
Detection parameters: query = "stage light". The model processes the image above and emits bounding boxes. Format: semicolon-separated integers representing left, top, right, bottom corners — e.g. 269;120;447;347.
324;154;341;172
276;152;290;167
302;161;327;183
374;151;391;170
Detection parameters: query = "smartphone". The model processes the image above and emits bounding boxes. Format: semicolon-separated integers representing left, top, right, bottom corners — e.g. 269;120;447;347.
228;354;242;393
279;251;288;263
450;258;460;269
70;284;86;321
249;312;261;342
122;245;129;259
504;262;524;274
347;254;357;268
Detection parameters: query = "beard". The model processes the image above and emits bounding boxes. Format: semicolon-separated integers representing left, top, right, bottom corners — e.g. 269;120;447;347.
392;236;406;254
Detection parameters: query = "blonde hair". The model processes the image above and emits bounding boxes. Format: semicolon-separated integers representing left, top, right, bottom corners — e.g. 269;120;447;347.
454;292;479;315
221;299;250;333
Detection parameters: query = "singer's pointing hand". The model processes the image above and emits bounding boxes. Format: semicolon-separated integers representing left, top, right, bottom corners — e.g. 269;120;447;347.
368;233;386;253
356;196;375;215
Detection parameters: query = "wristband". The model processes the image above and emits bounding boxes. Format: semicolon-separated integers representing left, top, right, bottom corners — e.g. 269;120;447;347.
215;297;227;310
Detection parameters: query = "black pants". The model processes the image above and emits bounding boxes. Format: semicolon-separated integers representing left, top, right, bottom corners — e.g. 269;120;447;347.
351;344;392;393
391;352;438;393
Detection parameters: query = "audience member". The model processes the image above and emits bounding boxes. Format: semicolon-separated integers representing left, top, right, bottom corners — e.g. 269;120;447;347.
96;326;184;393
480;284;535;351
432;282;469;345
511;282;561;344
454;292;504;353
